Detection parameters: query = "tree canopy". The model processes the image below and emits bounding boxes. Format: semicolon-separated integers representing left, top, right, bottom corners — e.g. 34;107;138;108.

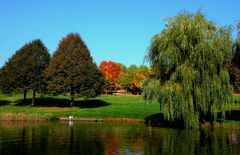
45;33;105;105
0;39;50;104
99;61;121;91
227;22;240;92
143;12;233;128
118;65;150;94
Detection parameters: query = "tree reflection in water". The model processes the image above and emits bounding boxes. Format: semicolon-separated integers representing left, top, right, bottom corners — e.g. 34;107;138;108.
0;122;239;155
0;131;2;149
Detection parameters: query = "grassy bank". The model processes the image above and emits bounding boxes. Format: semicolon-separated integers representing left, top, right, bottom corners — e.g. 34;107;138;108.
1;93;240;128
0;113;53;121
0;93;159;121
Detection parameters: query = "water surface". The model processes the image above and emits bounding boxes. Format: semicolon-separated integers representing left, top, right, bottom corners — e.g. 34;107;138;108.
0;121;240;155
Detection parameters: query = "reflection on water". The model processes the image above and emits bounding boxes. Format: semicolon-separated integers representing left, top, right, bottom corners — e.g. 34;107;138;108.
0;121;240;155
0;131;1;149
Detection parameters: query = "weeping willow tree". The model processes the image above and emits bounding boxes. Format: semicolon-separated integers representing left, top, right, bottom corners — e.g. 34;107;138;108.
143;12;233;128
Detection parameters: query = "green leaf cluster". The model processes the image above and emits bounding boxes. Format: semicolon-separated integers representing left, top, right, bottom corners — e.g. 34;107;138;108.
118;65;150;94
144;12;233;128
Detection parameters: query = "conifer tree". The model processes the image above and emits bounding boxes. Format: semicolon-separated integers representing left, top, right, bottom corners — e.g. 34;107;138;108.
45;33;105;106
143;12;233;128
0;39;50;104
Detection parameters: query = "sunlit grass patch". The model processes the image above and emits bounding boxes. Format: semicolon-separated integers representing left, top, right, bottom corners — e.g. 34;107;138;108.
0;94;159;120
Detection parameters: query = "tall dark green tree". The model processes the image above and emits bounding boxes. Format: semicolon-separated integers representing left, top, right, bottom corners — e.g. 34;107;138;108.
45;33;105;106
227;22;240;92
0;39;50;105
143;12;233;128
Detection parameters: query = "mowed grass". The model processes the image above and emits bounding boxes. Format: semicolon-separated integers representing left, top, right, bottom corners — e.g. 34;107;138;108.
0;93;159;120
1;93;240;123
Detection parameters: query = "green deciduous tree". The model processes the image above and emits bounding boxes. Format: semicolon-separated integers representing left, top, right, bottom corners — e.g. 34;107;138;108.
118;65;138;91
45;33;105;106
118;65;150;94
143;12;233;128
0;39;50;104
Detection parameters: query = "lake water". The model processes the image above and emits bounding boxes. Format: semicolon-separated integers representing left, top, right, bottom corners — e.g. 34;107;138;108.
0;121;240;155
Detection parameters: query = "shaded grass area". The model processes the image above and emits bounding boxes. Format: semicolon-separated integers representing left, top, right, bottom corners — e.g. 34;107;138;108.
0;100;11;106
15;98;110;108
0;93;159;120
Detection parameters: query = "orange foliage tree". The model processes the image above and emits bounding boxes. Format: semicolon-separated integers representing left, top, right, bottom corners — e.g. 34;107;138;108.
99;61;121;91
129;65;151;94
118;65;151;94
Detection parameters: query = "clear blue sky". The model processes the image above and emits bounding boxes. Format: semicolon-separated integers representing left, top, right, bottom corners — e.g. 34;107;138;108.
0;0;239;67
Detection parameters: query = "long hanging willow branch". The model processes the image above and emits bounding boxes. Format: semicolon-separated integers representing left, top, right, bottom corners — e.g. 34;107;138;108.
143;12;233;128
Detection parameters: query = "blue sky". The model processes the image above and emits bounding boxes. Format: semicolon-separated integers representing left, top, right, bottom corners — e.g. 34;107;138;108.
0;0;239;67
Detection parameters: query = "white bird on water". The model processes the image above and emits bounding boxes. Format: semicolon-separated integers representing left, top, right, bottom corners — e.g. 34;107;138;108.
69;115;73;120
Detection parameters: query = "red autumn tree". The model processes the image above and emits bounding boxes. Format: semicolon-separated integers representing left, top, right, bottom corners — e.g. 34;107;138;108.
99;61;121;90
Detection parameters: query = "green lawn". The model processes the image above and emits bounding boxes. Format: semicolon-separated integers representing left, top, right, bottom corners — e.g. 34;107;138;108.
0;93;159;120
1;93;240;125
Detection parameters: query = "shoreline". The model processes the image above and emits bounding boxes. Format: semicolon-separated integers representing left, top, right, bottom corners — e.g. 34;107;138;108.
0;113;145;124
0;113;240;129
1;113;240;129
59;117;145;124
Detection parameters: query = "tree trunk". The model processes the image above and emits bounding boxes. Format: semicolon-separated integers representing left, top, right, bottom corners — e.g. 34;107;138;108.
70;95;74;107
23;90;27;102
70;85;74;107
32;89;36;106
